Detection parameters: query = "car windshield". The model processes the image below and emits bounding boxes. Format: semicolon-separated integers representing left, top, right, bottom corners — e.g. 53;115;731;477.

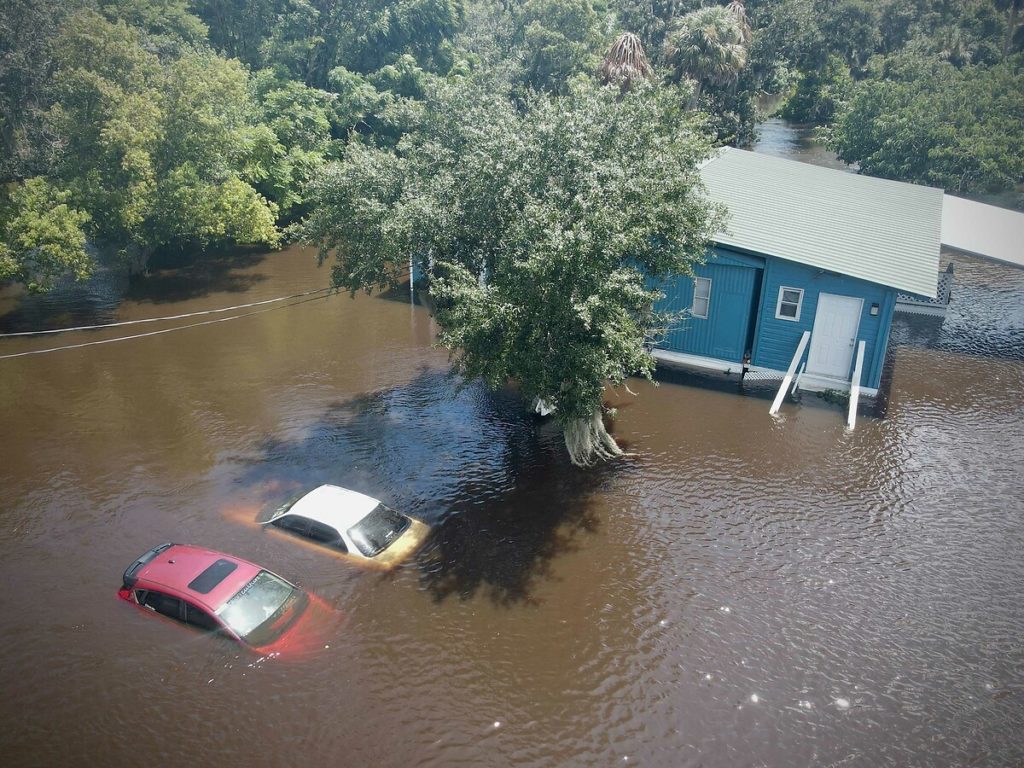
347;505;411;557
216;571;306;646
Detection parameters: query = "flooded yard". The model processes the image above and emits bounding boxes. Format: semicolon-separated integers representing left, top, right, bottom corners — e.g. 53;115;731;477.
1;242;1021;766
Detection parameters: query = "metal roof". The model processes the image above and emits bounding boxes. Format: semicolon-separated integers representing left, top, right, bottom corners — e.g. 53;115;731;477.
941;194;1024;268
700;148;943;297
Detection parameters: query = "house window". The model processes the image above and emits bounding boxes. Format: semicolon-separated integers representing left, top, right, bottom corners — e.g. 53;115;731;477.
692;277;711;319
775;286;803;321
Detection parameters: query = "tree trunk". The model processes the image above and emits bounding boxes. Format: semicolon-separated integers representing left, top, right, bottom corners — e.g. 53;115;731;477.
687;79;704;111
563;407;624;467
1007;1;1022;56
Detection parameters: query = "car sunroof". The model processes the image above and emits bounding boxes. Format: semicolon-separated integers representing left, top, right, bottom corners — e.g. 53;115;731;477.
187;559;239;594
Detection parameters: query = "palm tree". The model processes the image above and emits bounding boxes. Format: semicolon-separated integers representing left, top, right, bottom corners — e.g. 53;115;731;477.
996;0;1023;54
600;32;653;91
663;5;748;108
727;0;752;46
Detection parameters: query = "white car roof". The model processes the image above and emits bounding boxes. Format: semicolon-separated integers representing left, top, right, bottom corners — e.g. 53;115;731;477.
280;484;384;531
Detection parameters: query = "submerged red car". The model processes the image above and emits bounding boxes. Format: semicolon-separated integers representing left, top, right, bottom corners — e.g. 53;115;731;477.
118;543;338;657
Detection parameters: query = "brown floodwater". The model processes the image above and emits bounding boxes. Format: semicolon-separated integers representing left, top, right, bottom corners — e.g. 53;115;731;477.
1;242;1022;768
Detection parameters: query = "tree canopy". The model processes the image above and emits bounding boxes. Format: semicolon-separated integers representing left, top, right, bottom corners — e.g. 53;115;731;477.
0;178;92;293
831;55;1024;196
664;4;749;106
300;82;723;464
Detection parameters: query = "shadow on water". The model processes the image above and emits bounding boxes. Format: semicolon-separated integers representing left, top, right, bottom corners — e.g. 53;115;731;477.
412;438;613;606
234;368;612;606
0;247;273;332
125;247;269;304
0;262;127;333
375;280;421;304
653;363;780;402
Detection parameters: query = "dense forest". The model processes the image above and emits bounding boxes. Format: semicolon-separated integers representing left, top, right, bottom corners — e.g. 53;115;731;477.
1;1;1021;462
1;0;1021;292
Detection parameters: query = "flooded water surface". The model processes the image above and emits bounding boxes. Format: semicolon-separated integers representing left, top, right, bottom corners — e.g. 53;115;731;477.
752;117;854;173
1;242;1023;767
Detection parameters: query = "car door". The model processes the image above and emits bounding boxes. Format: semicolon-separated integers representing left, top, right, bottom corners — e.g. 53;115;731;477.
138;589;185;622
274;514;312;536
184;602;222;633
308;521;347;552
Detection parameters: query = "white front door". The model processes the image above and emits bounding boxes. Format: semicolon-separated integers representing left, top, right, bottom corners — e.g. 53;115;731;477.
806;293;863;379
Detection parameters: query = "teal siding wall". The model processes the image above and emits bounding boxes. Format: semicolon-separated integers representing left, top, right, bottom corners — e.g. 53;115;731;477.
655;247;897;389
654;248;763;363
752;257;896;389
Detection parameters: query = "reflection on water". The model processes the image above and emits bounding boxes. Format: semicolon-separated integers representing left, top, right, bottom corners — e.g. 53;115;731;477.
0;260;126;334
1;235;1022;766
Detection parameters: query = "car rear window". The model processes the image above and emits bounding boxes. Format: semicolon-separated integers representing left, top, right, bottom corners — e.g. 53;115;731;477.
187;559;239;594
347;505;411;557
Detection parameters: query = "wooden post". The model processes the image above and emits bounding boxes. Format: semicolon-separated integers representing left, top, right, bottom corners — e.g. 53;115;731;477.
791;361;806;396
847;340;866;429
770;330;810;415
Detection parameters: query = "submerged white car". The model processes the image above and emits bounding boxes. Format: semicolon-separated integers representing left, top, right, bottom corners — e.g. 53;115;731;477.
262;485;429;569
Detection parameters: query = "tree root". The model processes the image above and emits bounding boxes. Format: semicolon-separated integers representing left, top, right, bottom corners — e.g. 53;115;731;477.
563;408;624;467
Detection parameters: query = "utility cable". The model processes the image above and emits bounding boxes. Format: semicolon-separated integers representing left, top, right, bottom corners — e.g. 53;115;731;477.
0;286;333;337
0;292;333;361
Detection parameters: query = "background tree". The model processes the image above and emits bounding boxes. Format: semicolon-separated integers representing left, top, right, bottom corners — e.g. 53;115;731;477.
299;82;723;465
610;0;702;55
248;72;338;219
0;178;92;293
514;0;604;94
663;5;749;107
780;53;852;123
189;0;282;67
830;54;1024;198
600;32;654;90
817;0;880;71
998;0;1024;53
97;0;209;51
0;0;81;181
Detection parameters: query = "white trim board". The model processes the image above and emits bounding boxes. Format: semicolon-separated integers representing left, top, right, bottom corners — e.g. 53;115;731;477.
651;349;879;397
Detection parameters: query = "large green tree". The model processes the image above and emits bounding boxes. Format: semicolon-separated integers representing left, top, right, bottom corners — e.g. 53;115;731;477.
0;8;287;292
831;54;1024;197
52;13;280;254
300;82;723;465
0;178;92;292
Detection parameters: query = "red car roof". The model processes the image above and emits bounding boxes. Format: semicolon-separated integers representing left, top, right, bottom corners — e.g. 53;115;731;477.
135;544;264;611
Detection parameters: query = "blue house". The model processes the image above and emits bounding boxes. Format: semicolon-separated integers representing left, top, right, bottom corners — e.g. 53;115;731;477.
653;148;945;396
